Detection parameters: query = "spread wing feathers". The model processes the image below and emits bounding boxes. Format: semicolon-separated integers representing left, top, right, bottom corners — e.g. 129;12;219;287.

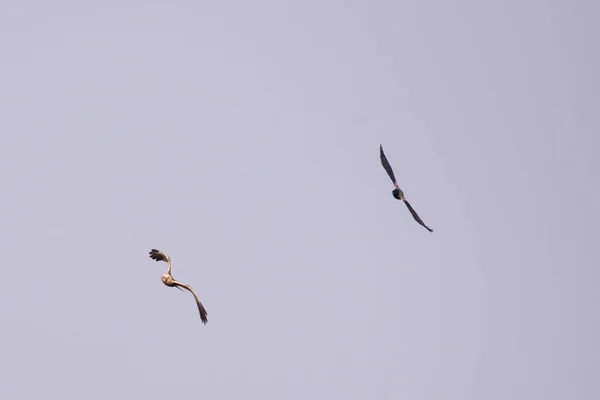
403;200;433;232
171;280;208;324
149;249;170;263
380;144;398;186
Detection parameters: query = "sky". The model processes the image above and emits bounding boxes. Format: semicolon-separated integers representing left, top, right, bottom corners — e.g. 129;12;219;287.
1;1;599;399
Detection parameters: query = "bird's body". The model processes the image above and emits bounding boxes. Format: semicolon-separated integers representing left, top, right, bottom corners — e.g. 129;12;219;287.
149;249;208;324
380;144;433;232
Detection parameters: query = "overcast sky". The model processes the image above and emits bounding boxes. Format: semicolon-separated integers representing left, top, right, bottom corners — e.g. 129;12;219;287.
1;1;598;399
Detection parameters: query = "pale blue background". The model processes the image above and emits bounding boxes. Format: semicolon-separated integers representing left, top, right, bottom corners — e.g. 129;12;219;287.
1;1;598;399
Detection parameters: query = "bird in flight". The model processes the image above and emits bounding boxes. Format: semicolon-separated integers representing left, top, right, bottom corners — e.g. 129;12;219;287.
149;249;208;324
380;144;433;232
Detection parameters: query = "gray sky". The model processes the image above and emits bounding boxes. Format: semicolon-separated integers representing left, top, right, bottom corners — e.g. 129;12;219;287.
1;1;598;399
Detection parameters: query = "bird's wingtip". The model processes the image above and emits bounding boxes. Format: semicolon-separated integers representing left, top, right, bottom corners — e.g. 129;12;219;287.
149;249;166;261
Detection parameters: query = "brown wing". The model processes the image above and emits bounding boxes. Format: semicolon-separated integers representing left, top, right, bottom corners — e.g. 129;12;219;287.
149;249;170;263
171;280;208;324
403;199;433;232
380;144;399;187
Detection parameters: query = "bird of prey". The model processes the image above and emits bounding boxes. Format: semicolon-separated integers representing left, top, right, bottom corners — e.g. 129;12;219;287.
380;144;433;232
149;249;208;324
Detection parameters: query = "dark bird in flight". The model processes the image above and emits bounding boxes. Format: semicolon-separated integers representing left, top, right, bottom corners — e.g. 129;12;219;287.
149;249;208;324
380;144;433;232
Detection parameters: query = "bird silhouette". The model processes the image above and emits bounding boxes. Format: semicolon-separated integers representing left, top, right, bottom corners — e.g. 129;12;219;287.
149;249;208;324
380;144;433;232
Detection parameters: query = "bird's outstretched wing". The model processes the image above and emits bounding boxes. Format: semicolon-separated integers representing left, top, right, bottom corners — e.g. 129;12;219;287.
171;280;208;324
403;199;433;232
149;249;170;263
380;144;399;188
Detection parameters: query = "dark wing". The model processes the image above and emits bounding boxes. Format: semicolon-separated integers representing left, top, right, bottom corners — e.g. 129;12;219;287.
149;249;170;263
171;280;208;324
402;199;433;232
380;144;398;186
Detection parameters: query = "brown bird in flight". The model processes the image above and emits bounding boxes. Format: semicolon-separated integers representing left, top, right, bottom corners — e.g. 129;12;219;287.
149;249;208;324
380;144;433;232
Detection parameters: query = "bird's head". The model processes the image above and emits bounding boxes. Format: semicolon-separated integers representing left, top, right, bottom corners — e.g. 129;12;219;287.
161;273;173;285
392;188;401;199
